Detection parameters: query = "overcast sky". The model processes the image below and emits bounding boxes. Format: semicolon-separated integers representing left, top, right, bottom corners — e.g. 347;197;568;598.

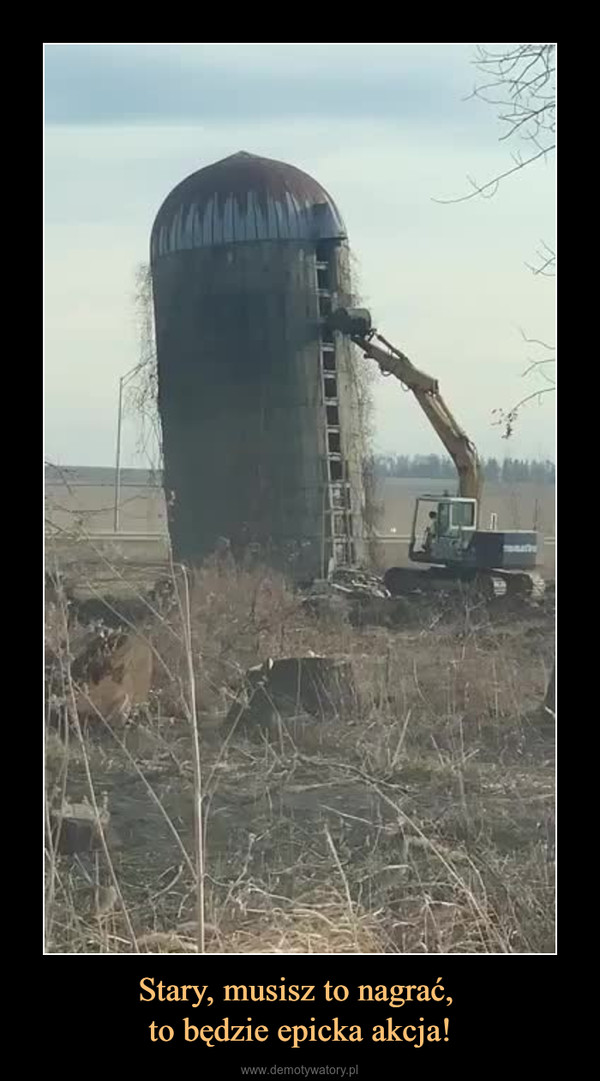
44;42;556;468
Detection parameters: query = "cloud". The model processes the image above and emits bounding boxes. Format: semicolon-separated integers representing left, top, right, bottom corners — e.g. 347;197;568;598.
45;42;484;127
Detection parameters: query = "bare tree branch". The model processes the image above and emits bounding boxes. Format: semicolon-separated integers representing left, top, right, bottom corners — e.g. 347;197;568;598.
521;359;556;382
493;332;556;437
433;144;554;204
525;240;556;277
492;386;555;439
518;328;555;352
435;43;556;212
435;45;557;440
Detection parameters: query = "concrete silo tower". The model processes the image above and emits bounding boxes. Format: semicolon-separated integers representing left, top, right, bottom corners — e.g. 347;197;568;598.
151;151;366;580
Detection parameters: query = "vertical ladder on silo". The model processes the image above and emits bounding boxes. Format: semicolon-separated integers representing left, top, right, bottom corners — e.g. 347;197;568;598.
316;253;355;575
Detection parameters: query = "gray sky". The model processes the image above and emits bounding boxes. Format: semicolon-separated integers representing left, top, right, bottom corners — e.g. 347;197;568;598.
44;42;556;468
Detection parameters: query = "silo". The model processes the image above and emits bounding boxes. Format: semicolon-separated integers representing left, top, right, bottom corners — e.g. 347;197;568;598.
151;151;366;581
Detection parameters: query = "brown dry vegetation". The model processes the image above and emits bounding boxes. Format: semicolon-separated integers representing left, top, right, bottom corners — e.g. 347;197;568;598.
45;552;555;955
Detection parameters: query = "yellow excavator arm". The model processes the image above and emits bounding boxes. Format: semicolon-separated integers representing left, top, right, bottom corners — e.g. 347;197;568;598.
328;308;483;506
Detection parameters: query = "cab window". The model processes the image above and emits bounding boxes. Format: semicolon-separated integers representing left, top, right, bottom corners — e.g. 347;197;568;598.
451;502;475;529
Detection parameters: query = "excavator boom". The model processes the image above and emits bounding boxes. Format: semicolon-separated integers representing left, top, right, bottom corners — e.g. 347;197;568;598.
328;308;483;505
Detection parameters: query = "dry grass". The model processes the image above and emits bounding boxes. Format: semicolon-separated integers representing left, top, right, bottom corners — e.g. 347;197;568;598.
44;550;555;954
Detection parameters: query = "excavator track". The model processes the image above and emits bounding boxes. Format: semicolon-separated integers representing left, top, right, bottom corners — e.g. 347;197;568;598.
383;566;502;599
383;565;545;603
494;571;546;599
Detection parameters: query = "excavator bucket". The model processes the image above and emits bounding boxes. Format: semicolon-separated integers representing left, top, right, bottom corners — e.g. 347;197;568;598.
327;307;373;338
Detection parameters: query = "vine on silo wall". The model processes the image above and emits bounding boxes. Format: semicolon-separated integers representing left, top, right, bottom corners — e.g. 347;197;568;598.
347;250;385;566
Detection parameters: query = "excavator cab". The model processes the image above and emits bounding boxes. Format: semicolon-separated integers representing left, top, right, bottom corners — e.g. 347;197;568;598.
410;495;477;566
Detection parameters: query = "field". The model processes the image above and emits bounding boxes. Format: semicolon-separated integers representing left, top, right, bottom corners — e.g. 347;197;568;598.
45;519;555;954
45;468;555;577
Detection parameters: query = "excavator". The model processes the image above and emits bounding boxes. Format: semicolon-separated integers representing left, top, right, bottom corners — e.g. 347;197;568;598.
327;307;543;599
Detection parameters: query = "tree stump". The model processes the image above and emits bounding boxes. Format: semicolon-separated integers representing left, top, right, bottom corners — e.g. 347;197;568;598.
50;800;110;855
226;656;356;738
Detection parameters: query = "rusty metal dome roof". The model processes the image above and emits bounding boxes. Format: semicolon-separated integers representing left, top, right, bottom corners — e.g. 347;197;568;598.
151;151;346;258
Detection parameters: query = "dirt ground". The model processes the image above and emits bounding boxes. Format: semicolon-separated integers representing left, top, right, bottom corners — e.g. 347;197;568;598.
45;548;555;955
